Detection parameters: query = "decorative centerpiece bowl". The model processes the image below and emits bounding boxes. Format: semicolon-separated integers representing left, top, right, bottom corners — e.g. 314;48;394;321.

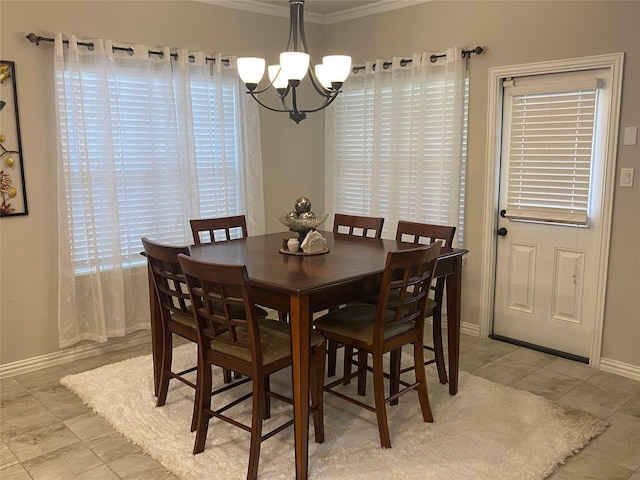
278;197;328;242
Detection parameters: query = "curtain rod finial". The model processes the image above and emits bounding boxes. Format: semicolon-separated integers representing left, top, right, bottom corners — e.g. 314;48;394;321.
26;33;40;45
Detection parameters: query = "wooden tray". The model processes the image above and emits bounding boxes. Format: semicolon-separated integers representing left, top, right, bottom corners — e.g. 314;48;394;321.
279;247;330;256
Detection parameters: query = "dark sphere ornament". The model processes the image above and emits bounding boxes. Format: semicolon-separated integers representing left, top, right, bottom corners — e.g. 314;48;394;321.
299;211;315;220
294;197;312;214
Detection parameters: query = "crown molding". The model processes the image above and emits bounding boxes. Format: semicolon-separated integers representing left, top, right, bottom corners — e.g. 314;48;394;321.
192;0;432;25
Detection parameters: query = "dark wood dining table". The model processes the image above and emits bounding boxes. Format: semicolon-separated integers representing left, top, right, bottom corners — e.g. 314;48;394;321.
147;230;467;480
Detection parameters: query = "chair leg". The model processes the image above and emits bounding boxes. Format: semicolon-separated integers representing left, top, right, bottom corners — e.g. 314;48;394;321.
327;340;339;377
343;346;354;385
247;376;265;480
193;363;213;454
413;340;434;423
190;354;200;432
357;350;367;396
278;311;289;323
156;331;172;407
372;353;391;448
431;309;448;384
310;341;326;443
263;376;271;420
389;348;401;406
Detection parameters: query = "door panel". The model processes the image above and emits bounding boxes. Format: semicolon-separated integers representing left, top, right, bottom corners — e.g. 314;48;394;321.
493;69;611;358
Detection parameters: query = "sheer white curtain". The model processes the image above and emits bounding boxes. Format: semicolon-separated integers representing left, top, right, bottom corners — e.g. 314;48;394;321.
325;48;467;242
53;33;263;348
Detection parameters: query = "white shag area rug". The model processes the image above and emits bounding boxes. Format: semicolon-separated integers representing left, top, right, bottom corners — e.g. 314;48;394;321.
61;343;607;480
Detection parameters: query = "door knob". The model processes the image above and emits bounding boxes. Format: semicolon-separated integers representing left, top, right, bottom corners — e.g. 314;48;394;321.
497;227;508;236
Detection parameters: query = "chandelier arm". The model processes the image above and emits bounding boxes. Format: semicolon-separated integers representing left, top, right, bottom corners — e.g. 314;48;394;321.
300;91;341;114
246;91;294;114
307;67;333;96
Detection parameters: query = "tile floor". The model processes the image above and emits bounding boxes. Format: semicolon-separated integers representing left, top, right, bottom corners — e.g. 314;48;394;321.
2;332;639;480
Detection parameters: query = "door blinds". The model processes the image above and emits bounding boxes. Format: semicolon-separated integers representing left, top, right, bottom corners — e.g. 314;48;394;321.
503;76;602;225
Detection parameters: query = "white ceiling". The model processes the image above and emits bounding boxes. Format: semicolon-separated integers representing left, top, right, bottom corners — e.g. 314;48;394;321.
195;0;431;24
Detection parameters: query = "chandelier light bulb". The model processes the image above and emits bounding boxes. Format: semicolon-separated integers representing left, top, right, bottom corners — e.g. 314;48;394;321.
268;65;289;90
323;55;352;84
314;64;333;90
237;57;266;90
280;52;310;85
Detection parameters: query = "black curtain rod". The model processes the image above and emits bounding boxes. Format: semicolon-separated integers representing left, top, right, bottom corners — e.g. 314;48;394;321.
26;33;230;66
351;46;484;73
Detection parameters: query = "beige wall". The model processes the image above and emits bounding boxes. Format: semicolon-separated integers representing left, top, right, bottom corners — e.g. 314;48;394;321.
1;1;638;371
323;0;640;367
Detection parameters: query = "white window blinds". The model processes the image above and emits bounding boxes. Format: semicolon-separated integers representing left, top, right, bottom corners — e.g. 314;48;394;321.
326;52;468;243
503;77;601;225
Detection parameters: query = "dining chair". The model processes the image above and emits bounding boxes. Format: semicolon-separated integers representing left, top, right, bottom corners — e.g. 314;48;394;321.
141;237;200;432
177;254;326;479
314;243;441;448
190;214;248;245
391;221;456;385
191;214;286;323
332;213;385;239
326;213;386;379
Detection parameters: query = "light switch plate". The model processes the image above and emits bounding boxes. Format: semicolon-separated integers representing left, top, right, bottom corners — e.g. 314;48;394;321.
624;127;638;146
620;168;634;188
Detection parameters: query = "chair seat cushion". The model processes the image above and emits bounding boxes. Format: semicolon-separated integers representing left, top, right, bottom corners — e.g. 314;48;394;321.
313;304;414;345
171;303;267;329
211;319;325;365
170;309;196;328
358;295;437;316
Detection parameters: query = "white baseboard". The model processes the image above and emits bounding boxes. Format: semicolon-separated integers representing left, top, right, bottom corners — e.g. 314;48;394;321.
599;357;640;382
0;330;151;379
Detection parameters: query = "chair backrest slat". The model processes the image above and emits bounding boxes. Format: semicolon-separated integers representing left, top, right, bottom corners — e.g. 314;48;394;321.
190;215;248;245
142;237;191;318
374;243;441;342
178;254;262;366
333;213;385;239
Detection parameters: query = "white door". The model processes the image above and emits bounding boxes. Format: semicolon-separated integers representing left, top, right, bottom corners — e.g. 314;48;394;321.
493;69;612;359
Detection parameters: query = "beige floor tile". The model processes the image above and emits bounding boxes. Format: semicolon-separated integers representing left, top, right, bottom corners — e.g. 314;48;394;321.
22;443;103;480
0;378;27;402
0;463;32;480
549;452;635;479
545;357;600;381
85;432;142;464
1;393;60;431
70;464;120;479
61;355;114;375
2;420;80;462
105;344;153;363
628;469;640;480
510;368;582;401
32;382;92;421
65;412;118;442
557;381;635;419
586;412;640;471
13;366;69;390
471;357;540;386
502;346;558;368
107;452;171;479
620;394;640;419
1;441;19;468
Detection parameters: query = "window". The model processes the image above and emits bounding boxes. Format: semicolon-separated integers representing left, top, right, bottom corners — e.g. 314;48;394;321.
326;53;468;244
56;58;248;273
502;73;603;225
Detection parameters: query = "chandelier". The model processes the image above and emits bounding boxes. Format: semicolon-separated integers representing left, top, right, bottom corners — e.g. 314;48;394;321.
237;0;352;124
